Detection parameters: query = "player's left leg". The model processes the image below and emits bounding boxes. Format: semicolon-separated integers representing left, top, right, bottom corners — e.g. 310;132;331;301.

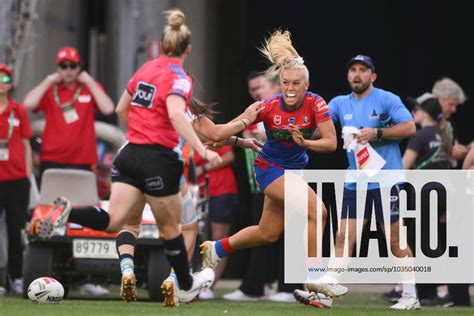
116;196;145;302
200;174;287;270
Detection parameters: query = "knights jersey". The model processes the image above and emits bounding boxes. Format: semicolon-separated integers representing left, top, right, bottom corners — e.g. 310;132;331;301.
255;92;331;169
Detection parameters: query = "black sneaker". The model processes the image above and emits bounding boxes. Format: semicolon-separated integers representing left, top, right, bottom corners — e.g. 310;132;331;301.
383;288;402;303
437;295;454;308
420;295;454;307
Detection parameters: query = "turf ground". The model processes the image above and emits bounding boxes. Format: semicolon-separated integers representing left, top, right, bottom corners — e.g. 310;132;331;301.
2;288;473;316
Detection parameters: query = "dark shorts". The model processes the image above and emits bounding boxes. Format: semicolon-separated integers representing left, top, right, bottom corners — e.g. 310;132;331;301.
342;185;403;223
208;193;239;223
111;143;183;197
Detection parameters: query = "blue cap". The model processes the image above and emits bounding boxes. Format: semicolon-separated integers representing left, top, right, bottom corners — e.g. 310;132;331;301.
347;55;375;72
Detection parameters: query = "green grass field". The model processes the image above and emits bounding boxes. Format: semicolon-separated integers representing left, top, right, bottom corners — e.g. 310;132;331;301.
2;288;473;316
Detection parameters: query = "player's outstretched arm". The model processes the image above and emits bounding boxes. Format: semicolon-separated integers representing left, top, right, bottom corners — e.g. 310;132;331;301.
192;102;264;142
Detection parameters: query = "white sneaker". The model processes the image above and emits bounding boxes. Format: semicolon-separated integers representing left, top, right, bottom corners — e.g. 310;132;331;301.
223;289;260;301
178;267;215;303
305;280;348;298
10;278;23;295
264;284;276;297
267;292;296;303
293;289;333;308
80;283;110;296
200;241;221;270
161;277;179;307
390;293;421;310
199;288;215;300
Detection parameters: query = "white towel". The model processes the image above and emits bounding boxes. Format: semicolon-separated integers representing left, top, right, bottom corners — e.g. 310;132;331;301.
341;126;386;177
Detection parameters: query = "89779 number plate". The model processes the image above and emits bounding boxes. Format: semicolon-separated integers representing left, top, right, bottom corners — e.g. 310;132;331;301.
72;239;118;259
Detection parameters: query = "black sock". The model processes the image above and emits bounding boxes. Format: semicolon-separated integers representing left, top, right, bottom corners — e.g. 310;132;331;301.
164;234;193;290
68;206;110;230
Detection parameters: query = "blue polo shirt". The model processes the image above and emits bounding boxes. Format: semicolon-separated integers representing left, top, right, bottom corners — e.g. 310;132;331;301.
329;87;413;170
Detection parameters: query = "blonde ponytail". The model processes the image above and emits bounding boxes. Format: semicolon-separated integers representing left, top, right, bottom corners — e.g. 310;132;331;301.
162;9;191;57
259;30;309;82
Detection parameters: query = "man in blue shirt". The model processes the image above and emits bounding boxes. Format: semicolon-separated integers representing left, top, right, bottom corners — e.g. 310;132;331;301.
329;55;415;170
294;55;418;310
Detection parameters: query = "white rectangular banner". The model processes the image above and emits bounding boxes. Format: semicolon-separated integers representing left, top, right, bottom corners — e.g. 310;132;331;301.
284;170;474;283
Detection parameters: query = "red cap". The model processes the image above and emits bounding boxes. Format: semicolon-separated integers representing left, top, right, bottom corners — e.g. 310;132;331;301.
0;64;13;77
56;47;81;64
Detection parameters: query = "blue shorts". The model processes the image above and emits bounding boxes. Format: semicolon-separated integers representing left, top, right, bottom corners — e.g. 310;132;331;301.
254;157;284;192
342;186;401;223
208;194;239;223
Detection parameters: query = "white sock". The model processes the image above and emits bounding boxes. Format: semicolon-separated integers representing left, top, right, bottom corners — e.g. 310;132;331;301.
402;282;417;298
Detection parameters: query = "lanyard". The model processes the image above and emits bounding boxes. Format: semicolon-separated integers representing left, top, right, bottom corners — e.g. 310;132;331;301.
54;84;83;107
2;110;15;141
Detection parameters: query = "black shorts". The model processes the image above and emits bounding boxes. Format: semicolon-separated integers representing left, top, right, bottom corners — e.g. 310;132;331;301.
111;143;183;197
208;193;239;223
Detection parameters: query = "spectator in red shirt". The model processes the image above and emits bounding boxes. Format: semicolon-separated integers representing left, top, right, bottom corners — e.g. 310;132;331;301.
0;64;33;294
23;46;114;178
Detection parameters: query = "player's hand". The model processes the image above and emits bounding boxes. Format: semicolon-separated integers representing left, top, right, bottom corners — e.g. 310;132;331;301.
47;73;61;84
452;141;469;160
201;147;222;165
356;128;376;144
243;101;264;123
77;71;93;84
288;124;306;147
239;137;264;153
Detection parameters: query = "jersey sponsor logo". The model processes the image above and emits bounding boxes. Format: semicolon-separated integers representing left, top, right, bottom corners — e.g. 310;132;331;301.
78;94;92;103
288;117;296;124
316;100;328;112
111;165;120;177
172;78;191;94
146;176;164;191
344;113;353;120
132;81;156;108
274;115;282;125
270;128;313;142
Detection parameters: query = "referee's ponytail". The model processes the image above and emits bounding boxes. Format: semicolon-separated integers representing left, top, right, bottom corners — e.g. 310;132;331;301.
162;9;191;57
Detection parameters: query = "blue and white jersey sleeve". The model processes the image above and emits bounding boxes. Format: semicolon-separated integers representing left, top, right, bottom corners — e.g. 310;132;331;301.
384;92;413;124
328;97;341;124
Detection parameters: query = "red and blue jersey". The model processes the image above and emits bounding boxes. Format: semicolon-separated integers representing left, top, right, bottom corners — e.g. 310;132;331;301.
255;92;331;169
